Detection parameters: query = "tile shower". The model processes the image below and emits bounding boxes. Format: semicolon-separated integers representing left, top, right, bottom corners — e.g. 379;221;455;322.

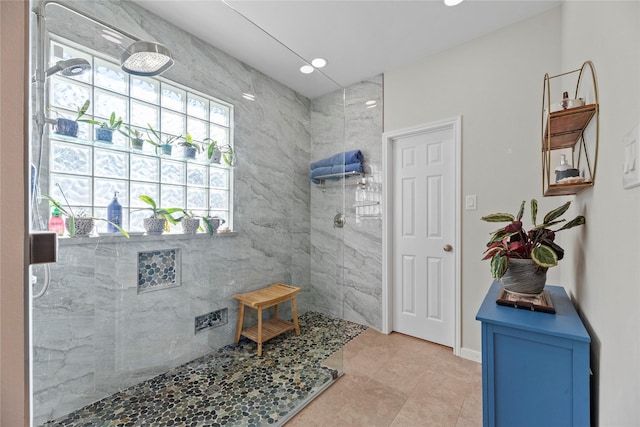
30;0;383;424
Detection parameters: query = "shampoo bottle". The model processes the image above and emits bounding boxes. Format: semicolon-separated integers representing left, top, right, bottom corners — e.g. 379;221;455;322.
107;192;122;233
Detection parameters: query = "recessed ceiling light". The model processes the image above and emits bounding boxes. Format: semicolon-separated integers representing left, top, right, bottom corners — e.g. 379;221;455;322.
444;0;464;6
300;64;314;74
311;58;327;68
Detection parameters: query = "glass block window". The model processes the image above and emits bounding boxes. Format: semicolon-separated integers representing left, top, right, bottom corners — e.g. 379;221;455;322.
47;38;233;233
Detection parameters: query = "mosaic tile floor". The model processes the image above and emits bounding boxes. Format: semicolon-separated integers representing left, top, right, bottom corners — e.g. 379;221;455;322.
43;312;367;427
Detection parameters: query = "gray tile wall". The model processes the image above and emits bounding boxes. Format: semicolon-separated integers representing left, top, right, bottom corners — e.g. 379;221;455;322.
306;76;383;329
31;1;382;424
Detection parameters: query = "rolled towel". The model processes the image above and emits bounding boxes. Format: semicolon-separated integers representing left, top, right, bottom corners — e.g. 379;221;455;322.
330;162;363;175
310;150;363;170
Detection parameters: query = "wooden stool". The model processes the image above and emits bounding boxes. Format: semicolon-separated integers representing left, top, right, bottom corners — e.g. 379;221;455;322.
233;283;301;356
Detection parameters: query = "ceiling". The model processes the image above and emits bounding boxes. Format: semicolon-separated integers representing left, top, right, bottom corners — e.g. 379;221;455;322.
132;0;561;99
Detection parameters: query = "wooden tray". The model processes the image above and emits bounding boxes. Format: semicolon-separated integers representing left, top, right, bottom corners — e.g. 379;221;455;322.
496;286;556;314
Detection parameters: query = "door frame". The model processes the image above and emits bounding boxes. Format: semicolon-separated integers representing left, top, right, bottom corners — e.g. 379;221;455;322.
381;116;462;356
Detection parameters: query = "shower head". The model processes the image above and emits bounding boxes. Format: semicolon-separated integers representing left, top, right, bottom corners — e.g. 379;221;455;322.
45;58;91;77
120;41;174;77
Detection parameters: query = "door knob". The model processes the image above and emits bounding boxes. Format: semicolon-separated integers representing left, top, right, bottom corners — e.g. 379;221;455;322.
443;244;453;252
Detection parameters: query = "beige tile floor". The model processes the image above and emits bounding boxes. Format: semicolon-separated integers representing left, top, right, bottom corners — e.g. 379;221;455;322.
286;328;482;427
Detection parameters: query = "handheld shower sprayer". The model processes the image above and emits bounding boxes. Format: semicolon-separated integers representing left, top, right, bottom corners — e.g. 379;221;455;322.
44;58;91;77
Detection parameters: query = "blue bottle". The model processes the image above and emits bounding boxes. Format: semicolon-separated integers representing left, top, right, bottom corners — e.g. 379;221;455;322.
107;192;122;233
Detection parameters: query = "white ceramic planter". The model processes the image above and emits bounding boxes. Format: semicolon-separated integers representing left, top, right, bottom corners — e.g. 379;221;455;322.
144;217;167;235
182;217;200;234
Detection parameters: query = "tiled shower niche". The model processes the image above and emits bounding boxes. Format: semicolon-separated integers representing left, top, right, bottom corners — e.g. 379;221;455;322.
137;248;181;293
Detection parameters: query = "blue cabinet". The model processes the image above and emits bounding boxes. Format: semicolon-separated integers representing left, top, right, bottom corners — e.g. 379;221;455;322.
476;282;590;427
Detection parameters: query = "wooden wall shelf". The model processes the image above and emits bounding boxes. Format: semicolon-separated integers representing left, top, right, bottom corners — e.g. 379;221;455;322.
541;61;599;197
544;181;593;197
543;104;597;150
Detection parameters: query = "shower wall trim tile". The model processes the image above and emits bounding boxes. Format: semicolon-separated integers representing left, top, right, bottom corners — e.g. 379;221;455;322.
57;232;238;247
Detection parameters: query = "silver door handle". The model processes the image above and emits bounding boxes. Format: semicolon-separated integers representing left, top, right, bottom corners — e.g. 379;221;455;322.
443;244;453;252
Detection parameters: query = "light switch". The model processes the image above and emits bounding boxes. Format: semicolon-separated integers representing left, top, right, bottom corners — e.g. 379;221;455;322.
623;125;640;189
465;194;477;210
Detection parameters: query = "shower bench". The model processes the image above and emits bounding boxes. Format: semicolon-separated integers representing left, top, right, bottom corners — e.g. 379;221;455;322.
233;283;301;356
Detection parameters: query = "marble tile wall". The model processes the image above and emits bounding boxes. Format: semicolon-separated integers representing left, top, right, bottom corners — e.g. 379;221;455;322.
31;0;315;424
306;76;384;329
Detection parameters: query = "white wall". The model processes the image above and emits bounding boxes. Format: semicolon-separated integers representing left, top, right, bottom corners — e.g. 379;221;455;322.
384;7;563;355
386;2;640;424
560;2;640;425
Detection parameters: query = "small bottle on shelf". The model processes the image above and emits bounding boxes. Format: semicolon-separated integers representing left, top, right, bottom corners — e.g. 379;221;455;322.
561;91;569;109
107;192;122;233
48;207;65;235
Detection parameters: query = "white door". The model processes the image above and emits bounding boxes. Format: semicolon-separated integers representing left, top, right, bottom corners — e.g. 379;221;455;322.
390;123;456;347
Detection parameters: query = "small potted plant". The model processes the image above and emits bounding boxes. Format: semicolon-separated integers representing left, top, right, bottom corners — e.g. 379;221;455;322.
55;99;90;137
145;124;180;156
92;112;123;143
179;210;201;234
481;199;585;295
45;189;129;238
178;133;201;159
136;195;182;235
119;125;145;150
202;215;226;235
220;145;235;167
203;138;221;163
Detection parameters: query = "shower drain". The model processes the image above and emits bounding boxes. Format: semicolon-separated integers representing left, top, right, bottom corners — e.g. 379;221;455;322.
195;308;228;333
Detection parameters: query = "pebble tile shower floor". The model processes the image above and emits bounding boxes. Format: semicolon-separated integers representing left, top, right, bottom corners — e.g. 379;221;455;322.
42;312;367;427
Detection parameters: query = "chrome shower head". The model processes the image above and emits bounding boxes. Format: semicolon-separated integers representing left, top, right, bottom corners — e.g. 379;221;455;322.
120;41;174;76
45;58;91;77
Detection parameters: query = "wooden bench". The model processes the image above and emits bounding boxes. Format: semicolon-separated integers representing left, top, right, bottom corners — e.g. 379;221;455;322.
232;283;301;356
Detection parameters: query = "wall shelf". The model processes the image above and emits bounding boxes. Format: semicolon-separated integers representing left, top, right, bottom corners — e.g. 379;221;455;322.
312;170;363;182
541;61;599;197
543;104;597;150
313;170;365;190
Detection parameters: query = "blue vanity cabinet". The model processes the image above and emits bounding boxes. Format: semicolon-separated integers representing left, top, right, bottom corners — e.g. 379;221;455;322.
476;282;590;427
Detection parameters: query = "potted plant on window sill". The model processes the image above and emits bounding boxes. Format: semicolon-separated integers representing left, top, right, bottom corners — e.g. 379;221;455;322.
119;125;145;150
136;195;182;235
220;145;235;167
85;112;123;143
204;138;221;164
55;99;90;138
481;199;585;295
178;133;201;160
204;138;235;166
202;215;226;235
179;210;202;234
145;124;180;156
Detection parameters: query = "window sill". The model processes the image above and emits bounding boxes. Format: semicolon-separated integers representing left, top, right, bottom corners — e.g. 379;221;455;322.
57;231;238;246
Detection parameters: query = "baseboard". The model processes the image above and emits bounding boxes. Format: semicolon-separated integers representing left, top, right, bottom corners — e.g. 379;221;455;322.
459;347;482;363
